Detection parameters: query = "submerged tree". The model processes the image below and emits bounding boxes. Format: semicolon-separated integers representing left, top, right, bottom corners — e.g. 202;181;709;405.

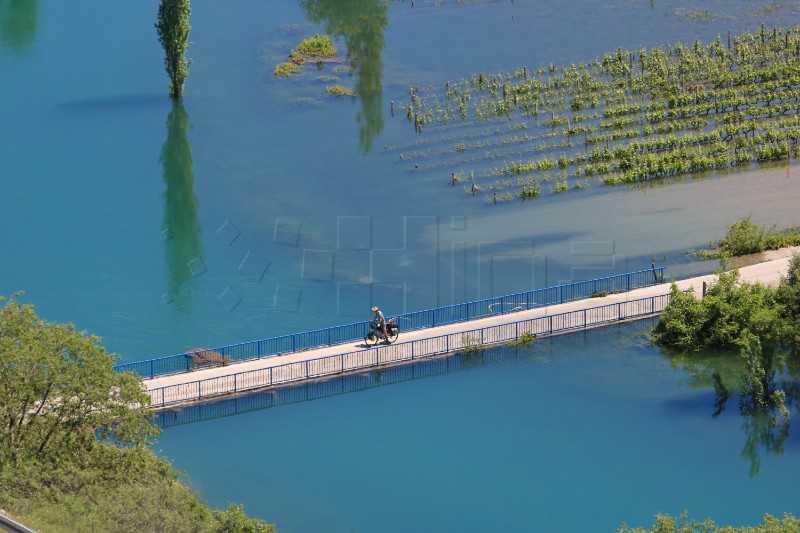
155;0;192;99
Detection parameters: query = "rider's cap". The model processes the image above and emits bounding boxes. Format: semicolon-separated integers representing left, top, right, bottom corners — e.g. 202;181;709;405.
371;306;378;311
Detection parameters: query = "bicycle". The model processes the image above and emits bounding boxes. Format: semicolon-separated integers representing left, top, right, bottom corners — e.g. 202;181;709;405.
364;318;399;346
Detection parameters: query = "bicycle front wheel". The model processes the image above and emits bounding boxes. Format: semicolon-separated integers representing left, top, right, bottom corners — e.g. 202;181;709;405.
364;332;379;346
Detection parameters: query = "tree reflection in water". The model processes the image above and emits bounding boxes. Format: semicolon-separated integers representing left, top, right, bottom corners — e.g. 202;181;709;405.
161;101;202;310
301;0;388;154
0;0;39;53
671;342;796;477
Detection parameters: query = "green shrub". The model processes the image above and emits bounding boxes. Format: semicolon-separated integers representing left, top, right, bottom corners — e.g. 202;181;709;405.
294;34;336;57
651;270;785;352
716;216;769;256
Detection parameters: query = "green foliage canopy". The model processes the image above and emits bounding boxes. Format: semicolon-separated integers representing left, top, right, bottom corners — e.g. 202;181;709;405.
0;293;274;532
0;293;157;466
156;0;192;98
650;270;786;352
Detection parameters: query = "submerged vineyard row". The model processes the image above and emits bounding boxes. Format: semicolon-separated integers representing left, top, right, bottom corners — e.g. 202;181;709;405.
397;26;800;203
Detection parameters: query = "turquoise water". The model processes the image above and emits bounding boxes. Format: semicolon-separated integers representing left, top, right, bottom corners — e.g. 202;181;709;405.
154;320;800;532
2;0;800;530
2;0;800;361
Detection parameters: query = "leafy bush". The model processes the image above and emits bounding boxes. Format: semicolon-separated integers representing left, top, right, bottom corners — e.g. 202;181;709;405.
294;34;336;57
650;270;785;352
716;216;769;256
692;217;800;258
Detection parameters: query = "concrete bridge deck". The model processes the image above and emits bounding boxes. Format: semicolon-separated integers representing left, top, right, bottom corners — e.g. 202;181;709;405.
143;250;797;407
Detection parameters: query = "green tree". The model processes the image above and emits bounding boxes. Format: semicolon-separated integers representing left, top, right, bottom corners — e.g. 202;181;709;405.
776;253;800;349
0;293;274;532
651;270;785;352
0;293;157;466
155;0;192;99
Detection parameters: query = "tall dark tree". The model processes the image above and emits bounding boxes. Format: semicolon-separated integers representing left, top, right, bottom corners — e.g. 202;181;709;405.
155;0;192;98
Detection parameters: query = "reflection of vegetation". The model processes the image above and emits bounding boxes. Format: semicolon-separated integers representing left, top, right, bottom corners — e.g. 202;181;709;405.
616;510;799;533
301;0;388;153
655;257;800;475
0;0;39;52
690;216;800;258
161;101;202;309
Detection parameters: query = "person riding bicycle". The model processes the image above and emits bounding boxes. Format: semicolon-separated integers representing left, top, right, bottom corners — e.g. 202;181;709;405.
371;306;389;342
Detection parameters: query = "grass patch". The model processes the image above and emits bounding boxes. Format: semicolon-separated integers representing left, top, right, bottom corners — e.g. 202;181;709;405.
506;331;537;347
274;62;300;77
327;85;353;97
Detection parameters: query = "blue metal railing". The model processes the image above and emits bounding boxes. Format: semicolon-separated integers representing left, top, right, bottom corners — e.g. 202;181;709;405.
117;267;664;379
146;292;672;408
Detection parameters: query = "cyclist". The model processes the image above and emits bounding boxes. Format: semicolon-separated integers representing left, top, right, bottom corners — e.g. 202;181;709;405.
371;306;389;342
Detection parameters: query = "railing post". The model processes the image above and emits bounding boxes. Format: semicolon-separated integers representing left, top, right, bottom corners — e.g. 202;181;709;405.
151;360;155;379
161;389;165;407
618;302;622;320
198;381;201;400
234;374;237;392
269;366;273;385
627;273;631;291
549;316;553;334
584;309;587;327
306;360;309;378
